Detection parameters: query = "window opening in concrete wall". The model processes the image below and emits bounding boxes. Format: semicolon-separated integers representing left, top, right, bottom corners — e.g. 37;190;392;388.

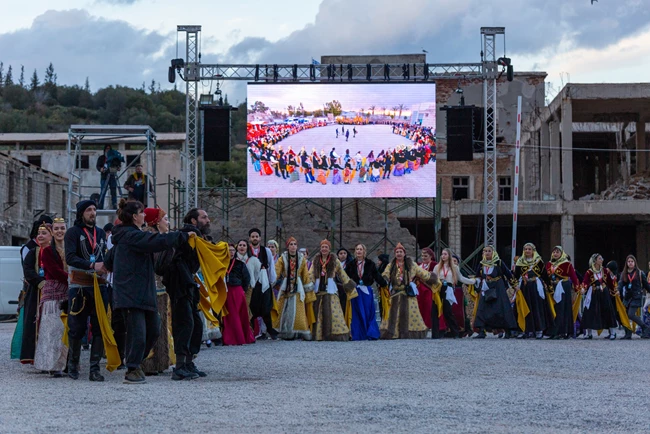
452;177;469;200
499;176;512;201
75;155;90;170
27;155;42;167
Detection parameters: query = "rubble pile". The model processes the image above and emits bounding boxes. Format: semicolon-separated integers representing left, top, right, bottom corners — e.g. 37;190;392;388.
581;175;650;200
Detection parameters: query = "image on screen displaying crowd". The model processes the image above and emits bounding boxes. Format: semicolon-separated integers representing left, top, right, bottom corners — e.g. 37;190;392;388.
246;83;437;199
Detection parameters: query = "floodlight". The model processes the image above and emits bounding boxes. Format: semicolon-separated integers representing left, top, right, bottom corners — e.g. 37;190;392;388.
199;94;214;105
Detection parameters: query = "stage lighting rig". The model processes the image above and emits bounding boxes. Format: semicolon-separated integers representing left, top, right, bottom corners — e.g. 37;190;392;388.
168;58;186;83
497;57;514;82
455;84;465;106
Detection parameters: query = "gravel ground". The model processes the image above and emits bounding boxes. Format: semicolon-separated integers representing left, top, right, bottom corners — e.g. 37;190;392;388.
1;322;648;433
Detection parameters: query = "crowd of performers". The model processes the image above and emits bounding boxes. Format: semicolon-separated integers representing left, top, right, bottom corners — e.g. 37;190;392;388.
247;123;436;185
11;204;650;384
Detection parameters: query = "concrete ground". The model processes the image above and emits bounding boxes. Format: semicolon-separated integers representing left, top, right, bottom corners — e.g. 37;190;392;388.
1;321;648;433
247;124;436;199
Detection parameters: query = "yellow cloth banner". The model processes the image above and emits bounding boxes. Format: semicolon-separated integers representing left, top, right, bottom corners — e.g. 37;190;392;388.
546;291;556;319
306;302;316;326
515;290;530;332
468;285;479;321
188;236;229;319
345;297;352;328
60;312;69;347
433;291;443;318
195;277;221;326
614;295;633;331
572;292;582;323
271;291;279;325
93;274;120;372
379;286;391;321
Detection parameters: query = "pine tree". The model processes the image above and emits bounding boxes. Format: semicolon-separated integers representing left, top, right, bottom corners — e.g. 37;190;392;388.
0;62;4;88
224;94;229;106
5;65;14;86
19;65;25;87
44;62;56;84
149;79;156;94
30;69;40;91
84;77;90;93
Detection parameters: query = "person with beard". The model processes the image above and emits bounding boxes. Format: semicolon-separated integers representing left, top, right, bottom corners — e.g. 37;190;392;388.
247;228;278;339
64;200;109;381
274;237;315;340
163;208;211;380
20;223;52;364
12;215;53;362
310;239;357;341
105;200;193;384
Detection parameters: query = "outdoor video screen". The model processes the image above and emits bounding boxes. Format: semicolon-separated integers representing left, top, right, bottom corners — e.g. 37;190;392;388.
246;83;436;199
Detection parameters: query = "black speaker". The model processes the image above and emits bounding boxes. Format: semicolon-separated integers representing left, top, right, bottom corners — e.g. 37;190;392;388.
446;107;474;161
202;108;231;162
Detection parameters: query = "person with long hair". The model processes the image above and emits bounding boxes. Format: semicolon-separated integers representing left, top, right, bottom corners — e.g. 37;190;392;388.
235;239;262;340
274;237;315;340
336;247;353;318
380;243;438;339
618;255;650;339
33;219;69;376
580;253;619;340
221;244;256;345
545;246;580;340
344;243;386;341
311;239;357;341
473;245;518;339
105;199;194;384
513;243;553;339
20;224;52;364
415;248;437;332
140;207;175;374
433;248;475;339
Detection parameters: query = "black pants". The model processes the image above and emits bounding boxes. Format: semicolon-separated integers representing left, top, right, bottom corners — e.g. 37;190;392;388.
121;308;161;369
68;285;108;340
250;283;276;336
171;286;203;364
431;299;459;338
108;285;127;363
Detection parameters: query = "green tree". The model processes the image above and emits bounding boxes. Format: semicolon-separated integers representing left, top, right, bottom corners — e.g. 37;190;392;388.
249;100;269;113
149;79;156;94
18;66;25;87
3;85;31;110
325;100;342;116
84;77;91;93
43;63;57;101
30;69;40;91
398;103;405;119
5;65;14;86
0;62;4;91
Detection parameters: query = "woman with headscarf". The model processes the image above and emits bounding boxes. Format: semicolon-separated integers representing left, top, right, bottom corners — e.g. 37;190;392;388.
20;223;52;364
581;253;619;340
311;239;357;341
235;239;264;338
222;243;256;345
545;246;580;339
473;245;518;339
266;240;279;263
33;219;68;376
513;243;553;339
344;243;386;340
618;255;650;339
380;243;439;339
433;248;475;339
416;247;437;332
141;206;174;374
274;237;314;340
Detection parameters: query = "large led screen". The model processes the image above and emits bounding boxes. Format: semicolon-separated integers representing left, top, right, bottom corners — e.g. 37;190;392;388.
247;83;436;198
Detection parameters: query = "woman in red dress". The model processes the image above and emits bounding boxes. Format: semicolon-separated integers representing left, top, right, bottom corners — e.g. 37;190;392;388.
221;244;256;346
416;247;437;331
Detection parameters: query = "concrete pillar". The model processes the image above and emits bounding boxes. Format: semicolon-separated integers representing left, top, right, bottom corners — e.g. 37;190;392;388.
549;121;561;198
636;121;647;174
561;98;573;201
561;214;575;261
636;223;649;273
448;202;462;256
549;217;561;256
540;122;551;198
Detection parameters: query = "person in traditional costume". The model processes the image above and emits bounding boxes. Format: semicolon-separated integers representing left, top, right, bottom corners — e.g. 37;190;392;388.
580;253;619;340
274;237;314;340
64;200;110;381
222;244;256;345
248;228;278;339
618;255;650;339
106;199;193;384
140;206;175;374
545;246;580;340
433;248;475;338
34;219;68;376
344;243;385;340
415;247;437;331
20;224;52;364
473;245;518;339
311;239;357;341
380;243;438;339
513;243;553;339
336;248;353;314
266;240;280;263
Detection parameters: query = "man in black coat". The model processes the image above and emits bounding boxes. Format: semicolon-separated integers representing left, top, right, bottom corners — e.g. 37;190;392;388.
64;200;109;381
105;204;191;383
163;208;211;380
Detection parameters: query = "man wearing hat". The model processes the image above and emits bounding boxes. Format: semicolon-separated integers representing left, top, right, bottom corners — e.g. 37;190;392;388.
64;200;109;381
248;228;278;339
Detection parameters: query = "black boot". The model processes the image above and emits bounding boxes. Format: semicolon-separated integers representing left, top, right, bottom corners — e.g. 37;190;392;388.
621;329;633;340
473;329;486;339
68;339;82;380
89;336;105;382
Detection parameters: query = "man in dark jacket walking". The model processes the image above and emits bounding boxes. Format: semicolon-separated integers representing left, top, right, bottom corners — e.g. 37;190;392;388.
105;199;193;384
64;200;109;381
163;208;211;380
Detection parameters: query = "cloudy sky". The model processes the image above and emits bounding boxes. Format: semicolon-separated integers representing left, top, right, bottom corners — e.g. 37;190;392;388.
1;0;649;104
